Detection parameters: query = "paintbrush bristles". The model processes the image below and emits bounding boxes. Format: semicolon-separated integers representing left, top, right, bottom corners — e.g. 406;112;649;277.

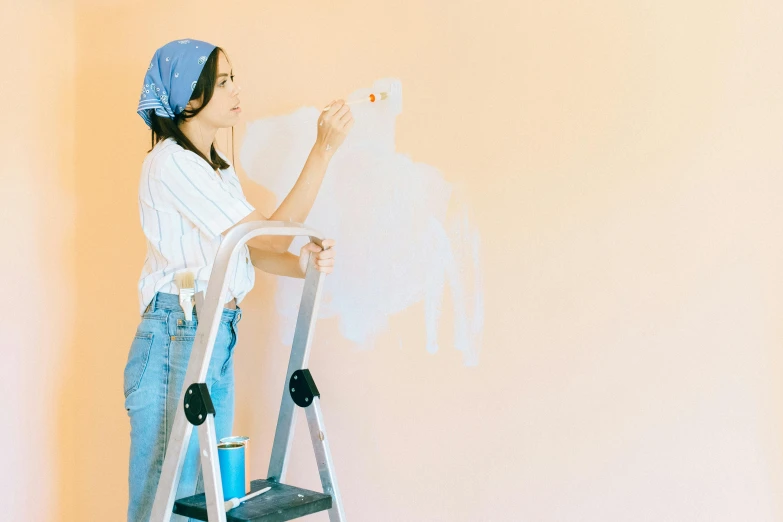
175;271;195;290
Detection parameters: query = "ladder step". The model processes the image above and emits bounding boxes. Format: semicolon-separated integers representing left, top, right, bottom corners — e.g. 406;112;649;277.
172;479;332;521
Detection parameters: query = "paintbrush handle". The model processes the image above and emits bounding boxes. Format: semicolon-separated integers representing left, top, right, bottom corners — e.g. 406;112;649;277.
241;486;272;502
224;486;273;511
322;95;379;111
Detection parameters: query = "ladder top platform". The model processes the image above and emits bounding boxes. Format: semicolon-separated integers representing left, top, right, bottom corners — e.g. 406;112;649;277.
173;479;333;522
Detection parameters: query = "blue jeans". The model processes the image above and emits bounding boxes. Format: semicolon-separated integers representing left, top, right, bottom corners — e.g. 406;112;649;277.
123;291;242;522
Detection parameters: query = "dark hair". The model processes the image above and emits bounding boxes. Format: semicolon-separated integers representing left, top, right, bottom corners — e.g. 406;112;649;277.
145;47;232;170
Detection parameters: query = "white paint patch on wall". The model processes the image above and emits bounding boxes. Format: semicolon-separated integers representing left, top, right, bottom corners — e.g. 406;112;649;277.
240;78;484;365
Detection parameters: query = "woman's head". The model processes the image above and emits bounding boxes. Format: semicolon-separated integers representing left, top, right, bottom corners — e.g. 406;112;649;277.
138;40;242;169
182;50;242;129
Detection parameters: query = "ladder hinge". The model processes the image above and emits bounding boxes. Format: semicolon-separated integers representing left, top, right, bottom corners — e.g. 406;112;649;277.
289;369;320;408
183;383;215;426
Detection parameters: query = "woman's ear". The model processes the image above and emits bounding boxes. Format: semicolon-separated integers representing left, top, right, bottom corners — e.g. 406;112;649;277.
185;97;203;111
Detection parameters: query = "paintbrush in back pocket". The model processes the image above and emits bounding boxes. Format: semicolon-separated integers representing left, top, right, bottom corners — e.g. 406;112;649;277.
174;271;195;322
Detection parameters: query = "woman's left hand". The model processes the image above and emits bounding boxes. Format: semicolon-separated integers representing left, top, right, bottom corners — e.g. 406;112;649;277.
299;239;336;276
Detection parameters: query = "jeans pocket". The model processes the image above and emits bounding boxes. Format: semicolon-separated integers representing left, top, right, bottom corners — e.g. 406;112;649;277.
170;311;198;341
123;333;154;398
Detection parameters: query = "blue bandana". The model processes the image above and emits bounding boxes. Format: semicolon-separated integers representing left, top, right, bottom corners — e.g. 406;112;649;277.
137;39;217;128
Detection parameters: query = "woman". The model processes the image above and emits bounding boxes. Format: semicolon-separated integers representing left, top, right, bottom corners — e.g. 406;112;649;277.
125;39;353;521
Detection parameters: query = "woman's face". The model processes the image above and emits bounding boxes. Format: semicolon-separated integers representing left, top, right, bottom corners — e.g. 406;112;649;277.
189;51;242;128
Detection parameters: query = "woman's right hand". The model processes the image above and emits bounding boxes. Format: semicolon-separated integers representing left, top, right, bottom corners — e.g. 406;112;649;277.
315;99;354;156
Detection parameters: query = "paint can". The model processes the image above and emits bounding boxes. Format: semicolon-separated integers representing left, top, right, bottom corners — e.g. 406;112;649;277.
220;435;250;493
217;441;245;500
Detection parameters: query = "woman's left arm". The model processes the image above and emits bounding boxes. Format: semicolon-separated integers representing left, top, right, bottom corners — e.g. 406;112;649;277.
248;247;304;278
248;239;336;278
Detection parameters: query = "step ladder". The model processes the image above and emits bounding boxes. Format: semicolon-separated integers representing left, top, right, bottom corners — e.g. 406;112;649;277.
149;220;346;522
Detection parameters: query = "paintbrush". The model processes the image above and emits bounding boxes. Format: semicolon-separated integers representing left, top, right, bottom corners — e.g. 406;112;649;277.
224;486;272;511
322;91;390;111
174;271;195;321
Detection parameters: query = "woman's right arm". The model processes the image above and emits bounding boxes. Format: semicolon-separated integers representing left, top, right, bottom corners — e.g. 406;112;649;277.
230;99;354;253
232;139;332;253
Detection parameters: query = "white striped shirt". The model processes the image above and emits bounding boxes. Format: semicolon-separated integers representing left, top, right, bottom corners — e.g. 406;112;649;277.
137;137;256;315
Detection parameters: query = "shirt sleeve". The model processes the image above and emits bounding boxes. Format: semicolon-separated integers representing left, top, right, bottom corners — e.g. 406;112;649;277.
158;151;255;238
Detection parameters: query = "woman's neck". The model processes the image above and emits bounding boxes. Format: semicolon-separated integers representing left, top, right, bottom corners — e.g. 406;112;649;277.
179;118;217;160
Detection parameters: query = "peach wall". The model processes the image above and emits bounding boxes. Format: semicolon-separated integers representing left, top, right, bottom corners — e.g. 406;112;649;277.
3;0;783;520
0;1;77;521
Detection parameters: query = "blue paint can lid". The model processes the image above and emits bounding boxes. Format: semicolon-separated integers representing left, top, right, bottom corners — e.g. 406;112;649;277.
220;436;249;445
